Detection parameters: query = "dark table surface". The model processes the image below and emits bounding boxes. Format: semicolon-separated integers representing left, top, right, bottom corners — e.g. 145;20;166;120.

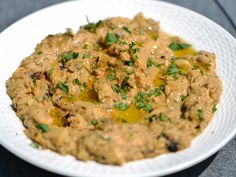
0;0;236;177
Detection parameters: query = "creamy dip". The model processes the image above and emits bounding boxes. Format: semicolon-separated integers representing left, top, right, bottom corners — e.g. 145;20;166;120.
7;13;222;164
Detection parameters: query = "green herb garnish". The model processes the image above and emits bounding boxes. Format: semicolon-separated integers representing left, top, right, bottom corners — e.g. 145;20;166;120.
61;52;79;62
36;123;49;133
119;102;128;111
144;104;153;112
126;61;134;67
82;53;91;59
120;90;127;100
83;44;88;49
166;62;181;77
181;95;188;101
212;104;217;113
168;43;191;51
73;79;87;88
83;17;103;33
35;96;41;103
57;81;69;94
147;58;153;67
48;66;55;76
91;119;98;126
197;109;204;122
105;33;119;45
121;76;129;91
107;74;115;81
37;51;42;55
159;113;168;122
30;142;40;149
122;26;131;34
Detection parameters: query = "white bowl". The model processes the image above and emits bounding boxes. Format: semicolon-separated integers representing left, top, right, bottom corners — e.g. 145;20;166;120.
0;0;236;176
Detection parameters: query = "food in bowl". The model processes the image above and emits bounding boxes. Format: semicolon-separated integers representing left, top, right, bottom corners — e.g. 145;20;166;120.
7;13;222;164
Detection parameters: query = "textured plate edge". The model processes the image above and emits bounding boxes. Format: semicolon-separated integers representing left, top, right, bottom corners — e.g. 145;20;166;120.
0;0;236;177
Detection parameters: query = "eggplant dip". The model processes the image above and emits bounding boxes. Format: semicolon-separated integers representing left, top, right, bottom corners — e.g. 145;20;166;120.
7;13;222;165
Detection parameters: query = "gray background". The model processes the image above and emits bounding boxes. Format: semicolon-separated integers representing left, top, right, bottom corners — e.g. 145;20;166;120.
0;0;235;177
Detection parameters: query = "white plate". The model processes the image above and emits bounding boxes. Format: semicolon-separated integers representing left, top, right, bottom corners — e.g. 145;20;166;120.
0;0;236;176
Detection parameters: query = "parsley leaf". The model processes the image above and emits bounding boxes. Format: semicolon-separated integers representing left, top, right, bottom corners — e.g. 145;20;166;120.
107;74;115;81
105;33;119;45
212;104;217;113
36;123;49;133
147;58;160;68
120;90;127;100
144;104;153;112
57;81;69;94
166;62;181;76
73;79;87;88
122;26;131;34
168;43;191;51
83;17;103;33
127;61;134;67
119;102;128;111
61;52;79;62
48;66;55;76
197;109;204;122
82;53;91;59
90;119;98;126
159;113;170;122
30;142;40;149
181;95;188;101
121;76;129;91
147;58;153;67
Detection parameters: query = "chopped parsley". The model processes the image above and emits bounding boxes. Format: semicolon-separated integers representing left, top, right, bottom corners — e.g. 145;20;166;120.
135;92;148;109
120;90;127;99
90;119;98;126
119;102;128;111
57;81;69;94
36;123;49;133
166;62;182;77
144;104;153;112
147;58;153;67
122;26;131;34
125;61;134;67
121;76;130;91
32;78;37;86
83;17;103;33
212;104;217;113
73;79;87;88
129;42;140;62
159;113;170;122
35;96;41;103
48;66;55;76
180;95;188;101
107;74;115;81
134;85;164;111
136;101;145;109
37;51;42;55
147;85;165;97
168;43;191;51
82;53;91;59
61;52;79;62
147;58;161;68
105;33;119;45
93;43;101;50
30;142;40;149
150;33;159;40
83;44;88;49
197;109;204;122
